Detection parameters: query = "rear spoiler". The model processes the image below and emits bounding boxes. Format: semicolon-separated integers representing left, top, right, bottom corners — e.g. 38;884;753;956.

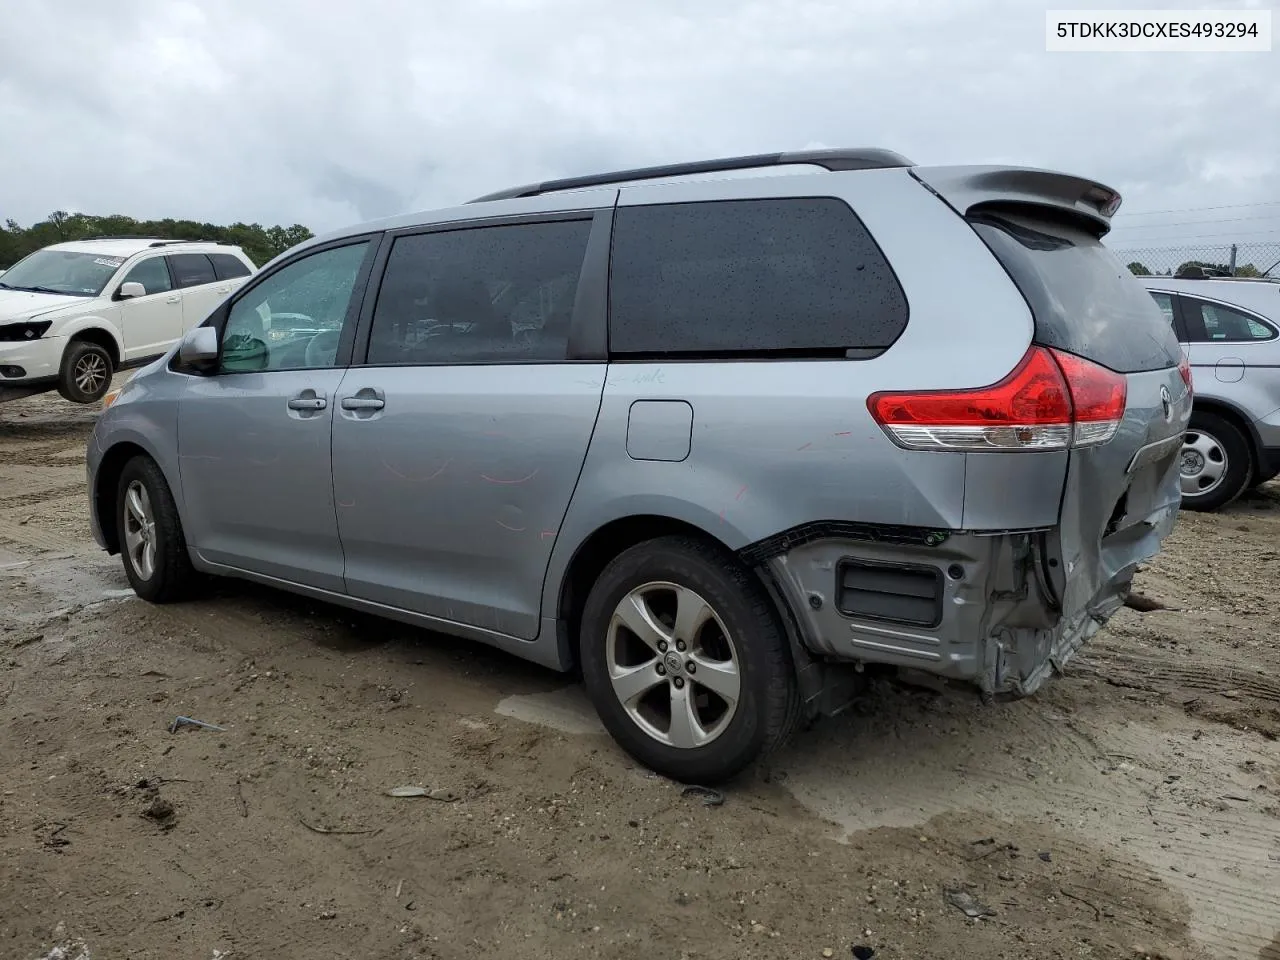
910;165;1122;238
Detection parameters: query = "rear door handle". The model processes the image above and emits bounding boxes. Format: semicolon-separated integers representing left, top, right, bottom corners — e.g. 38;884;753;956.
166;296;181;303
288;396;327;411
341;396;385;411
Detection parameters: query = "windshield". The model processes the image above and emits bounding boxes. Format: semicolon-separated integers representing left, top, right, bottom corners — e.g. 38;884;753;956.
0;249;125;297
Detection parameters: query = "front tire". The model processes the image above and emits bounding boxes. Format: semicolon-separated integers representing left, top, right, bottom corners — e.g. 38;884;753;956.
1180;411;1252;512
58;340;114;403
579;535;799;785
117;456;195;603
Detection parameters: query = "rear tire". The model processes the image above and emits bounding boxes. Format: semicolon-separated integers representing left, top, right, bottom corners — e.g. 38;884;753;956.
1180;411;1252;512
58;339;113;403
579;535;799;785
117;456;195;603
1249;469;1279;491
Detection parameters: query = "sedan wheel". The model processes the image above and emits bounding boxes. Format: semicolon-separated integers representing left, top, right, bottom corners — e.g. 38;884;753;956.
1180;429;1228;498
1179;411;1252;512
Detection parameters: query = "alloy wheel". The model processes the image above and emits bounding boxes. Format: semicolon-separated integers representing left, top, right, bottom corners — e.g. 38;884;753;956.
122;480;157;581
605;581;741;749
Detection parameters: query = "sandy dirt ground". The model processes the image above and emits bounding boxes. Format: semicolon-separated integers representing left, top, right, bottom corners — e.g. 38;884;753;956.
2;388;1278;960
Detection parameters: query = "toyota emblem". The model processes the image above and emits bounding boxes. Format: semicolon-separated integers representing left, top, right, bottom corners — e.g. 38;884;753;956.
1159;384;1172;421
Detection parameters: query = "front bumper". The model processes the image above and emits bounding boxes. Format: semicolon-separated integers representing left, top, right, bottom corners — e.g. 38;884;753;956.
766;509;1177;698
0;335;64;383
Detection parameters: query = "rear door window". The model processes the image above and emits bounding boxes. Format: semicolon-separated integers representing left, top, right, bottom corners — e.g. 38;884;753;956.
168;253;217;289
970;212;1183;373
1183;298;1276;342
209;253;253;280
607;198;908;356
365;219;592;365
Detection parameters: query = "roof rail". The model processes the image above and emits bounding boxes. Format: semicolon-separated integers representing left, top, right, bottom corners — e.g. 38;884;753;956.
467;147;914;204
79;235;227;247
147;238;223;247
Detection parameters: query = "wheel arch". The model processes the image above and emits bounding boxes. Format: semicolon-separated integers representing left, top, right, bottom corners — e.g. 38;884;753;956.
553;514;802;669
1190;395;1262;480
94;441;165;554
65;322;122;367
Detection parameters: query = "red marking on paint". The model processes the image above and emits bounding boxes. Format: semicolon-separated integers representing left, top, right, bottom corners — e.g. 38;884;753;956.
796;442;812;451
480;468;539;485
719;509;726;524
540;530;556;540
482;431;510;438
734;485;747;501
495;518;527;532
382;457;450;482
833;431;852;437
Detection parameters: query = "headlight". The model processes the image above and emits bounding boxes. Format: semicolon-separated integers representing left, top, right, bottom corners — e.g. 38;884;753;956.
0;319;53;342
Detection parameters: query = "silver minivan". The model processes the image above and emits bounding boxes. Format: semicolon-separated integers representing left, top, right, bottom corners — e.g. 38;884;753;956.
1139;273;1280;510
86;149;1189;783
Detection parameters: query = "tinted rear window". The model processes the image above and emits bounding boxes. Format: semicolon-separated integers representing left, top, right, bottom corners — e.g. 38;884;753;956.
608;198;908;356
210;253;252;280
970;212;1182;373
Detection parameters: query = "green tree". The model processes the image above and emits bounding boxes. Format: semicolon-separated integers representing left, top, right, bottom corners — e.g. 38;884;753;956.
0;212;316;269
1126;261;1152;276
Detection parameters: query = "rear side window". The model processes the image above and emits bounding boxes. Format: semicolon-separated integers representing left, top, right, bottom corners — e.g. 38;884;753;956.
970;212;1182;373
210;253;252;280
168;253;216;288
608;198;908;356
1184;298;1275;342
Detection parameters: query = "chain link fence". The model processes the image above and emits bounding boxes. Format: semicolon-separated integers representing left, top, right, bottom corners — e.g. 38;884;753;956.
1108;240;1280;278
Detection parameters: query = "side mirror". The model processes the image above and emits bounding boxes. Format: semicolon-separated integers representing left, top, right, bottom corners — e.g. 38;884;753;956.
178;326;219;368
118;281;147;300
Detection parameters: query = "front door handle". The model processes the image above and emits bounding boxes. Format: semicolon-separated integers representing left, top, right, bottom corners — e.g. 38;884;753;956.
341;396;384;411
166;295;181;303
288;396;327;411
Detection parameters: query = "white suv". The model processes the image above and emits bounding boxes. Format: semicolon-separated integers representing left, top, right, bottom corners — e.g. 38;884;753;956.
0;238;256;403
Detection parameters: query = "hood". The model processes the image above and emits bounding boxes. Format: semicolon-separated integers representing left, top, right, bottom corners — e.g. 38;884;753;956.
0;288;89;323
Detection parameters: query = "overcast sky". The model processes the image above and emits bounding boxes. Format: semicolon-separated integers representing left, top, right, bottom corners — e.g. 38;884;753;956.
1;0;1276;265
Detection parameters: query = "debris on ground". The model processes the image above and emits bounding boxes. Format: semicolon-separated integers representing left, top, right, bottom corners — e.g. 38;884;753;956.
141;797;175;825
384;785;458;801
944;888;996;919
168;716;225;734
680;785;724;807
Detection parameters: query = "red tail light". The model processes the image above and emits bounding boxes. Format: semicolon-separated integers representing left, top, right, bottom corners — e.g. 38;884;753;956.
1177;354;1193;395
867;346;1127;452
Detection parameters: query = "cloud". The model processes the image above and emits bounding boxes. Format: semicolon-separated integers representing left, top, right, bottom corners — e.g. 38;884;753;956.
0;0;1276;261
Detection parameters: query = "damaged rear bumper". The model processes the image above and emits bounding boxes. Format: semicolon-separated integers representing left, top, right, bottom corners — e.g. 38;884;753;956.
756;504;1179;700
